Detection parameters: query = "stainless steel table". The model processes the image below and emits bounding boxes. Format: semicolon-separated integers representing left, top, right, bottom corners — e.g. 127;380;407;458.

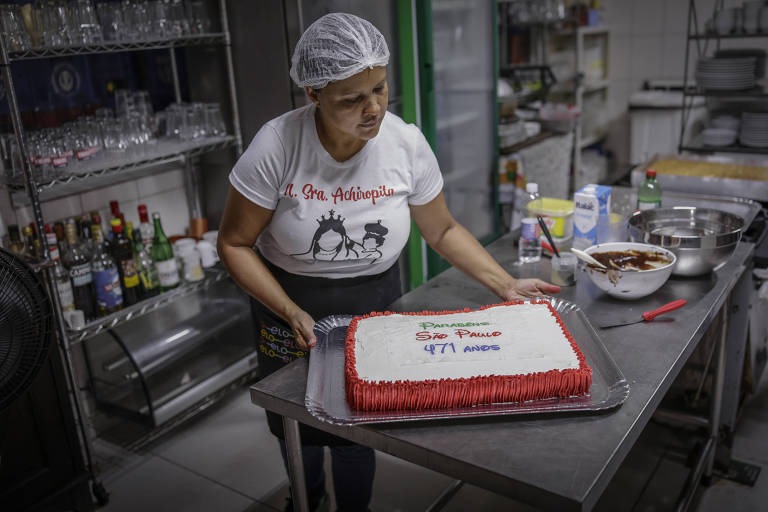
250;239;754;512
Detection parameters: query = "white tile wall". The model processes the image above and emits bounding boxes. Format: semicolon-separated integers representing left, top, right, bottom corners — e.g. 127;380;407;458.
609;34;632;81
629;35;665;83
631;0;666;36
661;32;688;80
136;169;184;197
0;167;190;239
601;0;704;168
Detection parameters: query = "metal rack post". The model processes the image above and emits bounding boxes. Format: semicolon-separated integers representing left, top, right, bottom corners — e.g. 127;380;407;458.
219;0;243;153
0;25;102;501
0;2;244;505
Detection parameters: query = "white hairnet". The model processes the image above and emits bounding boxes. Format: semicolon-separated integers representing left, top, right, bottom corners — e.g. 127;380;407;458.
289;13;390;89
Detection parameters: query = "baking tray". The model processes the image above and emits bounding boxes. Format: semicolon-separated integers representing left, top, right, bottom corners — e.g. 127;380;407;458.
631;153;768;203
305;297;629;425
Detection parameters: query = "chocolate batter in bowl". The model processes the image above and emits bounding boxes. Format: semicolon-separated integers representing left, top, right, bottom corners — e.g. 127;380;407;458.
584;242;677;300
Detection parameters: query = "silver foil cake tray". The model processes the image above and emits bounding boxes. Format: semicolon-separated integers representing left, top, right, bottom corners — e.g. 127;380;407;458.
305;297;629;426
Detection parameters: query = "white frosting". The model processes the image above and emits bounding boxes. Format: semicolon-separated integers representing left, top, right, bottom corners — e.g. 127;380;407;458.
353;303;580;382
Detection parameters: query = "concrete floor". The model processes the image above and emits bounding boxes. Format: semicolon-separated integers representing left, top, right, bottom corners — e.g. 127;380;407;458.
95;374;768;512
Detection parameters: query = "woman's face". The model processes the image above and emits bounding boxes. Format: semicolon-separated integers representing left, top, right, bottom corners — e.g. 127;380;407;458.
307;66;388;143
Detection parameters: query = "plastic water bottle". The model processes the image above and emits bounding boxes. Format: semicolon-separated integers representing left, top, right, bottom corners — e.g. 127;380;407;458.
512;182;541;229
519;218;542;263
524;182;541;217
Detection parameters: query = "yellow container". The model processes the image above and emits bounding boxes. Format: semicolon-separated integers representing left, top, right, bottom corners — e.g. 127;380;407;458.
526;197;575;239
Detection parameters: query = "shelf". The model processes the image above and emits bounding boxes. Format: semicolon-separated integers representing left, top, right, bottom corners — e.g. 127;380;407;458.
689;32;768;40
7;136;237;204
67;266;230;344
8;33;227;61
683;86;768;98
680;144;768;155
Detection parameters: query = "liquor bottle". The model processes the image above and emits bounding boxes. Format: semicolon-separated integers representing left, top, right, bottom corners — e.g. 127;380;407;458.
53;221;67;252
7;225;24;254
637;169;662;210
133;230;160;298
125;221;134;249
80;217;94;259
110;200;121;219
46;232;75;312
29;222;41;257
63;220;96;319
137;204;154;249
91;221;123;316
108;201;121;241
22;225;38;259
110;219;141;306
151;212;180;291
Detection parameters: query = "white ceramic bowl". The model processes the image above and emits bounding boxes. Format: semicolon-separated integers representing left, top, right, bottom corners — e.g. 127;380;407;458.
584;242;676;300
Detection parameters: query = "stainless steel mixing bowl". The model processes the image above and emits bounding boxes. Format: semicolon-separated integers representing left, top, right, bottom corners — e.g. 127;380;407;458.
628;207;744;276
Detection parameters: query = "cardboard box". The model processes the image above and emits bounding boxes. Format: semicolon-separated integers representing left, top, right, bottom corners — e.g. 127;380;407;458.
573;184;611;249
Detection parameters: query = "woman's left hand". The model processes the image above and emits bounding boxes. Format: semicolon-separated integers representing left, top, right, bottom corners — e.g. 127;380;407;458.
502;278;561;300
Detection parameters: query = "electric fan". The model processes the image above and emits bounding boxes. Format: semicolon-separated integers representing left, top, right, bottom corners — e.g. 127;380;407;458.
0;247;53;412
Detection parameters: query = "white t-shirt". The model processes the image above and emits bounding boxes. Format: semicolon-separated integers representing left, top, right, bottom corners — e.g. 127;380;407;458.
229;104;443;278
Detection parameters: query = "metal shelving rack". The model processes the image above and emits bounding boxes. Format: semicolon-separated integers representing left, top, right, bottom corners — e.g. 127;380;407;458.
497;7;611;197
0;0;242;504
678;0;768;155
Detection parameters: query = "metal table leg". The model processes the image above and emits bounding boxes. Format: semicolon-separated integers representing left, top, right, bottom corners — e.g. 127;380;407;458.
705;298;729;480
675;299;730;511
282;417;309;512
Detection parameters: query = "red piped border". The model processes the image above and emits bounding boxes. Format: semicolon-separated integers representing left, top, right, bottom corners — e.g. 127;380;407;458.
344;301;592;412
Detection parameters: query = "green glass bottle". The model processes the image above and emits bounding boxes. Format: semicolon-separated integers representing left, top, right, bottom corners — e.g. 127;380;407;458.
133;230;160;298
151;212;180;291
637;169;662;210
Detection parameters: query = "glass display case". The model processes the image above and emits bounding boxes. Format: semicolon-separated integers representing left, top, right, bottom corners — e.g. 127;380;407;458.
83;278;256;426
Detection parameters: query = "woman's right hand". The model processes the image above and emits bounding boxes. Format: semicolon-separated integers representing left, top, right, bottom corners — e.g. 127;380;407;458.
286;306;317;350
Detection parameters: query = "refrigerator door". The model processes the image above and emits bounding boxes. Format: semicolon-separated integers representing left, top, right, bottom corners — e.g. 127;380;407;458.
431;0;495;239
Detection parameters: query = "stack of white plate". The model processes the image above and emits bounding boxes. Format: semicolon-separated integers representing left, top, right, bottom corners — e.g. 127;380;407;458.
702;128;738;146
710;114;740;132
740;112;768;147
695;57;757;90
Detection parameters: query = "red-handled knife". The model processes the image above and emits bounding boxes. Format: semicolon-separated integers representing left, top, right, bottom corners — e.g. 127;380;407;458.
598;300;687;329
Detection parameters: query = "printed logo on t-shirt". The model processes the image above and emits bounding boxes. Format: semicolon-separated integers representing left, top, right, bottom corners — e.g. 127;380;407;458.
291;209;389;264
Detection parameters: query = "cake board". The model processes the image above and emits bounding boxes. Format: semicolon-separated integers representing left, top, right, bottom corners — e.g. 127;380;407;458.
305;297;629;425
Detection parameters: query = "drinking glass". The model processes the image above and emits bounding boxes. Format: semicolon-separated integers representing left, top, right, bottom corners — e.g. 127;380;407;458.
97;2;126;41
166;0;190;37
204;103;226;136
0;4;32;52
37;0;71;47
164;103;184;138
68;0;103;45
103;123;129;154
185;0;210;34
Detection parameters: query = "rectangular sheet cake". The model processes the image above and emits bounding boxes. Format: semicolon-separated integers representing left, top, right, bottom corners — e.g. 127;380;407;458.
344;301;592;411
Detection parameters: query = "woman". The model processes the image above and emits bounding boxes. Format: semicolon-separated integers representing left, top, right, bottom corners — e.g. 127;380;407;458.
218;13;560;512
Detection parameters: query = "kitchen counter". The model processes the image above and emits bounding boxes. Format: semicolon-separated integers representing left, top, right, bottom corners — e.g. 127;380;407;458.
250;237;754;511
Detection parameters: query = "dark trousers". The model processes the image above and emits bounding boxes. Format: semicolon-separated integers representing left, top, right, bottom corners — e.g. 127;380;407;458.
253;258;402;510
278;440;376;511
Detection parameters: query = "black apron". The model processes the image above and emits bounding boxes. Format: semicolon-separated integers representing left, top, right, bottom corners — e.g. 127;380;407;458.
252;257;402;446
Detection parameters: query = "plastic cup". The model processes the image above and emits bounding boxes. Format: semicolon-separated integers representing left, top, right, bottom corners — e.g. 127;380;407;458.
551;253;577;286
